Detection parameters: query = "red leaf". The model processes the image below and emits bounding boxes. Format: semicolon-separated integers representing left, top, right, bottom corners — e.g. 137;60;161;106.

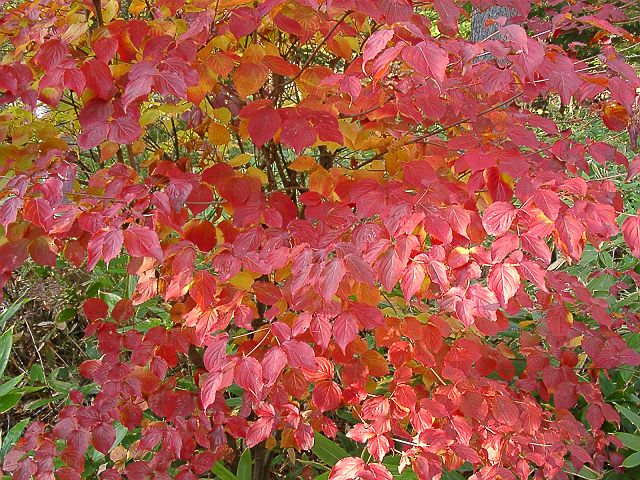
450;443;480;464
122;63;154;110
78;122;109;150
282;339;316;370
482;202;516;236
262;346;287;386
622;214;640;258
83;297;108;321
367;435;390;462
312;381;342;412
555;213;585;261
554;382;578;409
246;406;275;447
280;108;316;154
318;258;345;301
488;263;520;307
493;396;519;425
124;226;163;261
56;467;81;480
0;197;22;230
35;38;67;71
378;247;403;292
626;154;640;181
183;219;217;252
112;298;134;323
402;41;448;85
200;372;222;411
23;197;53;232
82;60;114;100
109;111;142;144
378;0;412;24
329;457;365;480
433;0;461;34
333;312;358;353
518;260;548;292
362;29;394;69
361;396;390;420
401;261;426;301
189;270;217;310
92;422;116;454
87;228;124;270
533;190;561;220
443;204;471;238
120;403;143;429
240;100;281;148
28;236;57;266
364;464;393;480
235;356;263;401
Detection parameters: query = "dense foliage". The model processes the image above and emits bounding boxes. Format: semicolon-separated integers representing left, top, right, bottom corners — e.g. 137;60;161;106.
1;0;640;478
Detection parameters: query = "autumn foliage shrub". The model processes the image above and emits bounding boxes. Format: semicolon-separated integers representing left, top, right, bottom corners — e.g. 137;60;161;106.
1;0;640;478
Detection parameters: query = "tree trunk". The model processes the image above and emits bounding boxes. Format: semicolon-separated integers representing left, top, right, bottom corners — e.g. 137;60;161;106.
470;6;516;43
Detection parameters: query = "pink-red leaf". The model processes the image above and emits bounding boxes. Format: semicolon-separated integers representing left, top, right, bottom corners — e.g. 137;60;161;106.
622;214;640;258
329;457;365;480
333;312;358;353
488;263;520;307
124;226;163;261
92;422;116;455
87;228;124;270
402;41;448;85
362;29;394;69
312;381;342;412
282;339;316;370
482;202;516;236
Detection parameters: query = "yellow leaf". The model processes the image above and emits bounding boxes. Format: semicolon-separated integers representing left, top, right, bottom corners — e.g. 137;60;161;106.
229;153;251;167
230;271;254;290
140;108;160;126
247;166;268;184
308;168;333;196
60;22;88;44
233;63;269;99
159;102;190;114
274;265;291;283
100;142;119;161
208;122;230;146
214;108;232;124
288;155;316;172
243;44;266;63
174;19;188;35
103;0;119;23
128;0;146;15
132;139;146;154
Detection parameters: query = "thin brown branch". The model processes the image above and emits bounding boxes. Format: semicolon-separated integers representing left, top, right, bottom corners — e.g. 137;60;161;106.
353;92;523;170
271;10;352;95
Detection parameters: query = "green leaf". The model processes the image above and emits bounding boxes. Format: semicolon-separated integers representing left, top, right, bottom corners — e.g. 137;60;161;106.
56;307;77;324
382;455;418;479
236;449;252;480
0;328;13;378
442;472;468;480
616;404;640;429
312;433;349;467
212;462;237;480
29;364;45;384
622;451;640;468
0;393;22;413
0;374;23;397
616;433;640;451
0;418;29;462
0;297;30;332
314;473;330;480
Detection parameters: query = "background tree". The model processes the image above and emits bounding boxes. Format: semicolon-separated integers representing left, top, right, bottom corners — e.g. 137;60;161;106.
0;0;640;479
